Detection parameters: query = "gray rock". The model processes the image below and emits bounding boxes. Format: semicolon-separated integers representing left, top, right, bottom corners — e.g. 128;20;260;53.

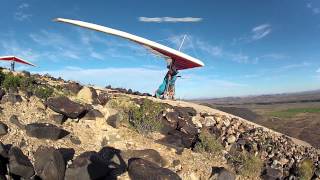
69;135;81;145
121;149;166;167
315;166;320;177
34;146;65;180
83;109;104;120
227;135;236;144
261;167;283;180
63;82;83;94
174;106;197;118
65;151;110;180
9;115;25;130
107;113;121;128
8;147;34;179
1;94;22;104
97;92;109;106
89;87;99;105
0;89;5;101
50;114;67;125
128;158;181;180
0;142;8;158
158;130;196;148
0;122;8;136
210;167;235;180
97;146;126;176
177;118;198;136
165;112;180;125
47;96;87;119
26;123;69;140
203;116;216;127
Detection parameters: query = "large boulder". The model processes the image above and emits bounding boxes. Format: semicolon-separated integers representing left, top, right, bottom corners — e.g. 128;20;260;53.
121;149;166;167
161;111;179;133
97;92;109;106
210;167;235;180
174;106;197;119
1;94;23;104
34;146;65;180
50;114;67;125
96;108;118;130
64;82;83;94
65;151;110;180
128;158;181;180
261;167;283;180
0;142;8;178
77;87;99;105
0;122;8;136
9;115;25;130
83;109;104;120
47;96;87;119
26;123;69;140
0;142;8;158
177;118;198;136
168;130;197;148
8;147;34;179
106;112;121;129
0;89;5;101
98;146;126;177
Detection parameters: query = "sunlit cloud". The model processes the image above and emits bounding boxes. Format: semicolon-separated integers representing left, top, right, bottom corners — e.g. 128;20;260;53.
307;3;320;14
14;3;32;21
139;17;203;23
251;24;272;40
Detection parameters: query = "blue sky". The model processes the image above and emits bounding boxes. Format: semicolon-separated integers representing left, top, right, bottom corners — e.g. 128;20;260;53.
1;0;320;99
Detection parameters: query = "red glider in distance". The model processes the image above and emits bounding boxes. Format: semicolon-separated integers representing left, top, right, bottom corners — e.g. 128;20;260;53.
0;56;36;71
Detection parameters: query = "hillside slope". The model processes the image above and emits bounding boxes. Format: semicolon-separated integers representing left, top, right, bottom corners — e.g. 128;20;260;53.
0;70;319;180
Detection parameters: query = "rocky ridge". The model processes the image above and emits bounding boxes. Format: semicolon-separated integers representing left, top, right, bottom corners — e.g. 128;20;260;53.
0;70;319;180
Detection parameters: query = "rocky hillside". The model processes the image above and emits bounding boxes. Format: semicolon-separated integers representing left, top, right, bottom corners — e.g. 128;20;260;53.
0;69;319;180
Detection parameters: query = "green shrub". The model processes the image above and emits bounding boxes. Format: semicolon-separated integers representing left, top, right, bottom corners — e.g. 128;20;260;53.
34;86;54;100
194;130;223;154
298;159;314;180
0;70;5;86
229;151;263;177
20;76;36;93
128;99;165;134
2;73;21;91
108;97;168;134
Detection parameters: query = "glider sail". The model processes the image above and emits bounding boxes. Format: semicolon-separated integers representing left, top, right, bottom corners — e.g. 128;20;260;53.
0;56;36;66
54;18;204;70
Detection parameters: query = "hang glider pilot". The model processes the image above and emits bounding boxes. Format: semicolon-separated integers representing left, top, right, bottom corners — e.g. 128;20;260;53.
155;60;179;99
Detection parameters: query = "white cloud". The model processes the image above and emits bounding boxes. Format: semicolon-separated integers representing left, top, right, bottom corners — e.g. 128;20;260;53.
195;39;223;57
259;53;287;60
251;24;272;40
281;62;311;70
14;3;32;21
14;12;32;21
18;3;30;9
167;34;256;64
0;40;39;62
89;50;104;60
167;34;222;57
313;8;320;14
307;3;312;8
139;17;202;23
306;3;320;14
229;53;249;63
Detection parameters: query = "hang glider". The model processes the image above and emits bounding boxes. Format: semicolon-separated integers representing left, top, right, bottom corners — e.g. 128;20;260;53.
54;18;204;70
0;56;36;71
